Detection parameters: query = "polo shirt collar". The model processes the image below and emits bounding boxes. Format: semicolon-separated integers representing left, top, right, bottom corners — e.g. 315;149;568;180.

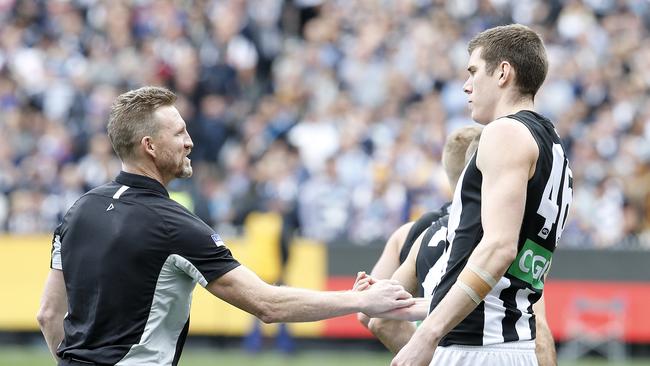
115;171;169;197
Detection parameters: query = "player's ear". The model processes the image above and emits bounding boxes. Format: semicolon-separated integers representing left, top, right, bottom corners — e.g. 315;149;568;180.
141;136;156;159
497;61;511;87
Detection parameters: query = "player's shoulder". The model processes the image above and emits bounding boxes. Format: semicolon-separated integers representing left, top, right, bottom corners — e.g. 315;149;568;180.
484;117;531;136
482;117;537;151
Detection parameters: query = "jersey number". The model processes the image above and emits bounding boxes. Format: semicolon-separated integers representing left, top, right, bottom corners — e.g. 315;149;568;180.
536;144;573;245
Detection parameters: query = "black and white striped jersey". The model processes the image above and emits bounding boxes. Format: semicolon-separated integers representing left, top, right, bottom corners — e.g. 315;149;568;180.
399;203;451;264
430;110;573;346
50;171;240;365
416;214;449;299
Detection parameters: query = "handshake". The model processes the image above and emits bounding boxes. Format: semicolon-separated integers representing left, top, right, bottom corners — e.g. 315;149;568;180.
351;271;421;318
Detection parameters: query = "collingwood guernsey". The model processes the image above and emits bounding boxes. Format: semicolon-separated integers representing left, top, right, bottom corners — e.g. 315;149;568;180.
430;110;573;346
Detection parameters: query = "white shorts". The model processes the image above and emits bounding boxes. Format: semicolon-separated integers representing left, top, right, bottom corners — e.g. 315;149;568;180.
430;340;537;366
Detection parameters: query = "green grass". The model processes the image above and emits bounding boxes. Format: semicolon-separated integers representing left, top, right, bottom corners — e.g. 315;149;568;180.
0;346;648;366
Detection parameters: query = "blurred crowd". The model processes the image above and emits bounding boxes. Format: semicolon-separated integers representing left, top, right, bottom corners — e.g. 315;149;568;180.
1;0;650;249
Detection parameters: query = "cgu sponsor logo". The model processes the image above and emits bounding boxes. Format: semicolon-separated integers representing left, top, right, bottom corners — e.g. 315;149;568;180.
518;249;551;282
507;239;552;290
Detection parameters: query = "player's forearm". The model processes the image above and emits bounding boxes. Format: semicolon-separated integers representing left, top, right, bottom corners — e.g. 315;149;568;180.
415;284;481;344
417;239;516;339
467;236;518;282
535;320;557;366
371;297;429;321
37;313;64;361
369;318;417;354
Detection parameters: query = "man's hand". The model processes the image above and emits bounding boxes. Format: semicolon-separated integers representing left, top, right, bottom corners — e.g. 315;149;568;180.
390;329;438;366
359;279;414;316
353;271;376;292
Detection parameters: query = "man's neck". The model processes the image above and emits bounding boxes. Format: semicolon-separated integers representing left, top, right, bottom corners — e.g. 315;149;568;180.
492;94;535;121
122;162;169;187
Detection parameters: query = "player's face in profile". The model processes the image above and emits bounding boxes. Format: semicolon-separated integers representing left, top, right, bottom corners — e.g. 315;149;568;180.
153;105;194;179
463;47;499;124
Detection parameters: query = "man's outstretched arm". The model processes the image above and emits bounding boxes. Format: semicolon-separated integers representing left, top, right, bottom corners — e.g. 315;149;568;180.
206;265;414;323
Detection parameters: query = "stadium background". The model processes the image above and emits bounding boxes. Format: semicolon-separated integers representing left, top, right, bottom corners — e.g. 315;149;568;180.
1;0;650;364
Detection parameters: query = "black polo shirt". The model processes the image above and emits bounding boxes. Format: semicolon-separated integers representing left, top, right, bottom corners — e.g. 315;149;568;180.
50;171;240;366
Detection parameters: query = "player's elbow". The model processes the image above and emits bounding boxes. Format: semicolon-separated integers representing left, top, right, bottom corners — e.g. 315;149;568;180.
357;312;370;329
36;307;58;330
254;301;283;324
487;236;519;264
368;318;389;336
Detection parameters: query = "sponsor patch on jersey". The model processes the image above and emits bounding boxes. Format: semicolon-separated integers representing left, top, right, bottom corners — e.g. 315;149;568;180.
211;233;224;247
507;239;552;290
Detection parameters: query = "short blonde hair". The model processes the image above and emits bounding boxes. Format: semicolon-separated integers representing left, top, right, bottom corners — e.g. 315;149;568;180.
442;126;483;188
107;86;177;161
464;132;481;164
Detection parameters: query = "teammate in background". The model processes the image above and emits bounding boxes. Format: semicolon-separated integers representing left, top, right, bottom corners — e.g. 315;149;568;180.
390;24;573;366
356;125;482;330
36;86;413;366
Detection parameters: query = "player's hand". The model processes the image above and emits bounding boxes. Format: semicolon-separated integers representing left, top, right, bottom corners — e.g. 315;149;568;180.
390;331;437;366
361;279;414;316
352;271;376;291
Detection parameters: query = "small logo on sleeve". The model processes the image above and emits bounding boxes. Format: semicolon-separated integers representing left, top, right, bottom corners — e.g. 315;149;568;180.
211;234;224;247
106;203;114;211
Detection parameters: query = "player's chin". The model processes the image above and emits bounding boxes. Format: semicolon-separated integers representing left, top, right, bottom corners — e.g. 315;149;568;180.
471;110;490;125
177;164;193;178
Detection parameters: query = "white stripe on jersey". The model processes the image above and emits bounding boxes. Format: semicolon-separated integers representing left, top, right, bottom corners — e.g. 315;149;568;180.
116;255;197;365
51;234;63;270
446;165;468;246
482;277;511;345
113;185;130;199
421;226;448;298
430;164;468;304
514;287;535;340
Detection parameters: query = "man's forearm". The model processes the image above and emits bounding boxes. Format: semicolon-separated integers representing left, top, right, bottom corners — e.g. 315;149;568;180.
414;283;481;344
39;317;64;361
369;318;417;354
535;321;557;366
259;287;364;323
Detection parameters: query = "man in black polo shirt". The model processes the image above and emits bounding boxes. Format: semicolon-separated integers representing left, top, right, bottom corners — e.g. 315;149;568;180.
37;86;413;366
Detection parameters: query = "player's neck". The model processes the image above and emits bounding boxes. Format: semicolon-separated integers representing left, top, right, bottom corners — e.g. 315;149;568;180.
122;161;169;187
492;96;535;121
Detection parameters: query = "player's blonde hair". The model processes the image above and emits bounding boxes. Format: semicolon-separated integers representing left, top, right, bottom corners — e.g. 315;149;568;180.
107;86;177;161
442;126;483;189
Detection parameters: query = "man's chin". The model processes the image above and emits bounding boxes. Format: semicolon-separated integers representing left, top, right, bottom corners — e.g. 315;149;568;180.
177;167;193;179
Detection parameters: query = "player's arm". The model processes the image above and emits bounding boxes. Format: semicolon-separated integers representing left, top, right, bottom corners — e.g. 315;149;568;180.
371;222;414;279
391;119;538;366
368;231;424;353
357;222;414;327
534;293;557;366
206;265;414;323
37;269;67;362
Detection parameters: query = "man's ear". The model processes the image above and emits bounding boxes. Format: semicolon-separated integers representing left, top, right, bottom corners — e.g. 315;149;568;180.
141;136;156;159
498;61;512;87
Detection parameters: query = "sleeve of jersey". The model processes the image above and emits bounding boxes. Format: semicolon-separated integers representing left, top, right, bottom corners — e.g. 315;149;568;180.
50;225;63;270
174;228;241;287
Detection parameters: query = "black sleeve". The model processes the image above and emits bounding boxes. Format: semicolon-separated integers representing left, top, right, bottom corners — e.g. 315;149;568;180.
172;216;241;286
399;210;443;264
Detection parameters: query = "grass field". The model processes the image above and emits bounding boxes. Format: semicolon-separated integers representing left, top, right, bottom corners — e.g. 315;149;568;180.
1;346;649;366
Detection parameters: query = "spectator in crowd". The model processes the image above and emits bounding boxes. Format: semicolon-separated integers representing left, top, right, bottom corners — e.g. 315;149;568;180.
1;0;650;249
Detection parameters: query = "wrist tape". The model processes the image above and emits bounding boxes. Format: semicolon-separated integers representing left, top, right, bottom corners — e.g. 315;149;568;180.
456;263;498;305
